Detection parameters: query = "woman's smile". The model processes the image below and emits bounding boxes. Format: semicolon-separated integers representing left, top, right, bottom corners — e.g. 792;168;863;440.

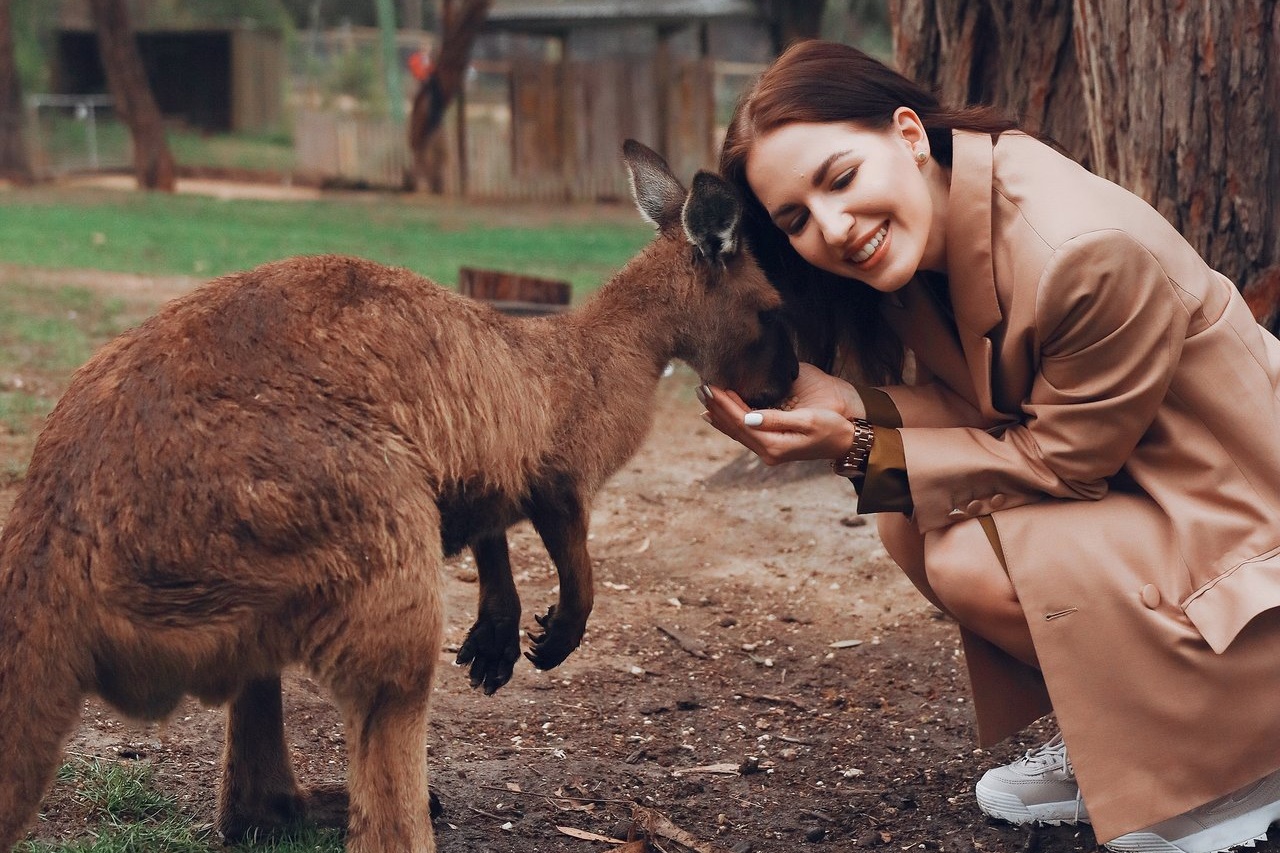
847;220;890;266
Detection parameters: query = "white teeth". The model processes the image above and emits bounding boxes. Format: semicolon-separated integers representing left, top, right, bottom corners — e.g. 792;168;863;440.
850;225;888;264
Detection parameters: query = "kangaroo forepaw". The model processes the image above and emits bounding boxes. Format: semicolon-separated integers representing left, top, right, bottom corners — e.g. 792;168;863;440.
524;604;586;671
455;614;521;695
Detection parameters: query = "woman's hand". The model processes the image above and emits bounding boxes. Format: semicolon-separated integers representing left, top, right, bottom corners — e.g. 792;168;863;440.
697;364;867;465
784;363;867;420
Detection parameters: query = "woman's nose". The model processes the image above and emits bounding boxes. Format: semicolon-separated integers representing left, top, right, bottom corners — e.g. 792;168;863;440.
816;207;852;247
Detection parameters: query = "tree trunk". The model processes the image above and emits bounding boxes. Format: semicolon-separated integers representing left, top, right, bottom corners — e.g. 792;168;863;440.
767;0;827;52
0;0;32;183
407;0;491;192
88;0;176;192
890;0;1088;167
1073;0;1280;291
891;0;1279;298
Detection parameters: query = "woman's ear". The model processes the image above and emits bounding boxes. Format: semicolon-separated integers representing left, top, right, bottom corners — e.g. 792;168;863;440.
892;107;928;150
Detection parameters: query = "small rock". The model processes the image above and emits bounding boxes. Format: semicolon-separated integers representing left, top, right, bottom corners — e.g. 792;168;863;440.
840;515;868;527
454;567;479;583
805;826;827;842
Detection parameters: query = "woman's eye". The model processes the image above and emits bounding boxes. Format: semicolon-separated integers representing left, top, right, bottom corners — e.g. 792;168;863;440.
783;211;809;235
831;168;856;190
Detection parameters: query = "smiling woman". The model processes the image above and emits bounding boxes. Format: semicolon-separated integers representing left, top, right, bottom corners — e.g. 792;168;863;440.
695;38;1280;853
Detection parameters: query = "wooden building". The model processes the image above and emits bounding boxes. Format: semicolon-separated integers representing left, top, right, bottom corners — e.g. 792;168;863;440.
52;1;284;133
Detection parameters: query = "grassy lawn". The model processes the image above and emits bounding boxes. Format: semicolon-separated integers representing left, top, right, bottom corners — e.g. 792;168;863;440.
17;757;343;853
0;187;652;295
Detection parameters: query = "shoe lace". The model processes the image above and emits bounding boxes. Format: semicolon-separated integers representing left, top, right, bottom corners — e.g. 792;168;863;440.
1019;733;1072;774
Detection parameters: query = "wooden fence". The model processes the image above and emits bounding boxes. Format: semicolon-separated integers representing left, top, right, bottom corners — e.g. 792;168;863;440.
294;57;761;200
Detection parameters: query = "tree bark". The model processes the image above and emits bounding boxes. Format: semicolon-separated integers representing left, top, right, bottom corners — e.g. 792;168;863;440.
767;0;827;52
1073;0;1280;291
407;0;491;192
0;0;33;183
88;0;176;192
890;0;1088;166
891;0;1279;296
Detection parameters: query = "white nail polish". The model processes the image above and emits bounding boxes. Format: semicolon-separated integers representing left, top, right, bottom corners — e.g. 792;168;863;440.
744;412;764;427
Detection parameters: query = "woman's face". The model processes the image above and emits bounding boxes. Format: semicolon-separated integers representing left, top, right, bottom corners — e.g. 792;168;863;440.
745;110;946;291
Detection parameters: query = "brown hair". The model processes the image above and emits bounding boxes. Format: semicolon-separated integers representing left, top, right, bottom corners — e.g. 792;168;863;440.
720;40;1020;385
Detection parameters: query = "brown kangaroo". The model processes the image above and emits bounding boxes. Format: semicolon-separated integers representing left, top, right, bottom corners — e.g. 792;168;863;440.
0;140;798;853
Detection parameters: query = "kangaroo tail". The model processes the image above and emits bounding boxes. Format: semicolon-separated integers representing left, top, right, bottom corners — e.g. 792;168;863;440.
0;588;86;850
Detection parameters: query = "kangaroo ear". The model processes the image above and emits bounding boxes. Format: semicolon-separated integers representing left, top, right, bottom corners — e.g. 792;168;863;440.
623;139;686;230
681;171;741;264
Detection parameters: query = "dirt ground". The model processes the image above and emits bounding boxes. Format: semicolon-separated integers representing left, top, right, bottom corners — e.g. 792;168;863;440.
8;255;1277;853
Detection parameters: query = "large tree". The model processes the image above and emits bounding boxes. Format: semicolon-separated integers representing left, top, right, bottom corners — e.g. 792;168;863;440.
765;0;827;51
0;0;32;183
890;0;1280;297
406;0;490;192
88;0;176;191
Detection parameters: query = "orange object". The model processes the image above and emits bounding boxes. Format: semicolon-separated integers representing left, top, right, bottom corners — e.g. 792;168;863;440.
408;51;435;81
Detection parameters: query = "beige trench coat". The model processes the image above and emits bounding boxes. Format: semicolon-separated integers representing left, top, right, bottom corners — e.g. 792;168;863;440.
866;130;1280;842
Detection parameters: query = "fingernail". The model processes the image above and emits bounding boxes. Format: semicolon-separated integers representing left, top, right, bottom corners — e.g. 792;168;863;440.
744;412;764;427
695;384;711;405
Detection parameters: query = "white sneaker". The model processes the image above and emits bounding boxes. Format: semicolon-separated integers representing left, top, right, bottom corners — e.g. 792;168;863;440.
1105;767;1280;853
975;733;1090;826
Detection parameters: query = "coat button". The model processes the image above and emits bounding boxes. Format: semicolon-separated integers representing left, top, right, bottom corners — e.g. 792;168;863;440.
990;493;1007;509
965;499;984;516
1140;584;1161;609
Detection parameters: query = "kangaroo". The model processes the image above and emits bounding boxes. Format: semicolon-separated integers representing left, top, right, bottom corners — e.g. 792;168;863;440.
0;140;798;853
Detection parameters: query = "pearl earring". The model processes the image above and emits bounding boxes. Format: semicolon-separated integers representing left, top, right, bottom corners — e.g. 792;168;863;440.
915;149;929;165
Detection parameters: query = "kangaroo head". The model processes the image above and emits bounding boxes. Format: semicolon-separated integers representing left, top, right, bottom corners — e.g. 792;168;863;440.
622;140;798;410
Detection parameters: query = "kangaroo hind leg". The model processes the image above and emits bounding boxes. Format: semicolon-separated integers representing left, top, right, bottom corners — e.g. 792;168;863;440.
216;675;313;842
317;538;444;853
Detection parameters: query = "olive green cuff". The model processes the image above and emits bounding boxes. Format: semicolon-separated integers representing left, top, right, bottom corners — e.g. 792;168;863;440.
855;425;913;514
855;385;903;428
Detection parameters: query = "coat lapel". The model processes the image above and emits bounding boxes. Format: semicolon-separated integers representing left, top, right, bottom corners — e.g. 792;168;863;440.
945;131;1005;419
880;280;979;409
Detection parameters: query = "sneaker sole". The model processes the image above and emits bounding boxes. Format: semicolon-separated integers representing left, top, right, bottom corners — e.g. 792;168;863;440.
1105;802;1280;853
975;780;1089;826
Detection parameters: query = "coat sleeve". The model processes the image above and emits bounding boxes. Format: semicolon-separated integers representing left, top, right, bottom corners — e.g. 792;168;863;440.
900;229;1192;533
874;379;994;429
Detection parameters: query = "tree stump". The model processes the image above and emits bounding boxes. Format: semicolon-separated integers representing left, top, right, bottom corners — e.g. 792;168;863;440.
457;266;572;316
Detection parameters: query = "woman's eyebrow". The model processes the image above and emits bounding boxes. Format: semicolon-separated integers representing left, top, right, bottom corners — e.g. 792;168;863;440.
812;149;853;187
768;201;800;222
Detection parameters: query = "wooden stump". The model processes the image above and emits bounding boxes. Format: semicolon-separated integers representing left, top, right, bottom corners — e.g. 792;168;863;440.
457;266;572;316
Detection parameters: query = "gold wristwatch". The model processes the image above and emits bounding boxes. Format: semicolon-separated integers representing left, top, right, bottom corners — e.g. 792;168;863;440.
832;418;875;480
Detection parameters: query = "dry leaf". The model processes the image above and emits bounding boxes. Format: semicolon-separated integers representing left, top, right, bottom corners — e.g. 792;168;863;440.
671;762;741;777
556;825;622;843
633;805;734;853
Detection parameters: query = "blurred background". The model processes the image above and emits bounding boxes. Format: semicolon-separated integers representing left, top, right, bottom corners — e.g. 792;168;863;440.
6;0;891;199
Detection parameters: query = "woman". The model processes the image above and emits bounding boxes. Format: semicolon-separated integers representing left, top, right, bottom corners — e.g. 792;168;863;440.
699;39;1280;852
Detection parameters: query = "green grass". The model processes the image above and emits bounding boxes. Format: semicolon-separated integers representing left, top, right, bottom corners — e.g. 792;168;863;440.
0;284;129;373
0;189;652;296
167;130;297;174
17;759;344;853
